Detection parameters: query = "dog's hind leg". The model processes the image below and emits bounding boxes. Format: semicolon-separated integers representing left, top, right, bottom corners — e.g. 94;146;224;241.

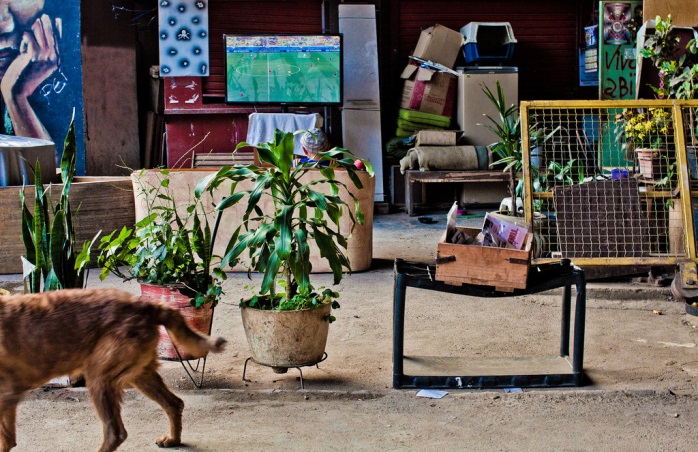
86;382;127;452
0;394;20;452
131;362;184;448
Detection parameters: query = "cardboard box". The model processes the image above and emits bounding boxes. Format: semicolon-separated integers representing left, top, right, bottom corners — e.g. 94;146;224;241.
416;130;458;146
481;212;529;250
644;0;698;27
411;24;465;69
400;64;456;117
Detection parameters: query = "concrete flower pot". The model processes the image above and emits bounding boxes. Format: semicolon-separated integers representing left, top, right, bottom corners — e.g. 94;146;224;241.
240;302;331;372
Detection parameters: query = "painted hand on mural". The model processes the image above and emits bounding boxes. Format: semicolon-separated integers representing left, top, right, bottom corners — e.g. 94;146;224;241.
3;14;60;98
0;11;60;140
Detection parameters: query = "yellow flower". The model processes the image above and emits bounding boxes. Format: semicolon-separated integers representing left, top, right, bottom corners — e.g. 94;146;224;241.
617;108;671;149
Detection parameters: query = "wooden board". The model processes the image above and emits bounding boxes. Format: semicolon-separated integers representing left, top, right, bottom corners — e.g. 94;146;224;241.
644;0;698;27
0;177;135;274
552;179;651;258
192;151;255;167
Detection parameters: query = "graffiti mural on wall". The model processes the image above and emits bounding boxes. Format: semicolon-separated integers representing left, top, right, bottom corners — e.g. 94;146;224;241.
0;0;85;175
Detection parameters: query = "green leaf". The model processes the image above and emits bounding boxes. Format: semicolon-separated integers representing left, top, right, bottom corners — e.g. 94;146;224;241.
308;190;328;211
260;251;281;294
49;209;66;285
275;205;293;260
312;227;345;284
19;185;36;266
60;112;77;193
215;191;245;210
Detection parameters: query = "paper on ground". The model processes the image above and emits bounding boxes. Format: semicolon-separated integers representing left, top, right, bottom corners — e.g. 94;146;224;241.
416;389;448;399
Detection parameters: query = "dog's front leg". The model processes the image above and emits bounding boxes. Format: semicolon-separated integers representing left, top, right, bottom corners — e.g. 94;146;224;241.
0;394;20;452
132;364;183;448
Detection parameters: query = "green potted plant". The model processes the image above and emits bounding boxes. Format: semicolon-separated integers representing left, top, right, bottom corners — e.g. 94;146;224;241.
194;129;374;374
97;168;225;360
640;14;698;177
640;15;698;101
480;81;557;215
21;112;98;293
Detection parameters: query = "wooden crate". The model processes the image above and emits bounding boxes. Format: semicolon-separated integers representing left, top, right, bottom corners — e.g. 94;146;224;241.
435;227;532;291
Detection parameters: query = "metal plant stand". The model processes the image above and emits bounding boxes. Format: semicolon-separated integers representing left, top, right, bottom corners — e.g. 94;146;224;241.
164;307;216;389
242;353;328;390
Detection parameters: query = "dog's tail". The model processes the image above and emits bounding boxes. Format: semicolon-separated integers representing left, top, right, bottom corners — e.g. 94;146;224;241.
156;305;227;358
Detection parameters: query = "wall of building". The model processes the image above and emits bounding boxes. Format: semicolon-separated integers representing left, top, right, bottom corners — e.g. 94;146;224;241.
81;1;140;175
78;0;593;179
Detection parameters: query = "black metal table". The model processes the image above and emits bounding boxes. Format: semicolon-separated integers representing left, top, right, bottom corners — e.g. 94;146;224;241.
393;258;586;389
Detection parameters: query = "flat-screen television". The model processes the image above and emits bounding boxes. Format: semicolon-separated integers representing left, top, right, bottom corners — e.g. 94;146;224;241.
223;34;343;106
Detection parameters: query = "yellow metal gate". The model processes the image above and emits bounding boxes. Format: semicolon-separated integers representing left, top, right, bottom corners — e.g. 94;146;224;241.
520;100;698;267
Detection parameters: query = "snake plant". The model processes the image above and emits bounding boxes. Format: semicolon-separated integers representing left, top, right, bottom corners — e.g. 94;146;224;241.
20;112;99;292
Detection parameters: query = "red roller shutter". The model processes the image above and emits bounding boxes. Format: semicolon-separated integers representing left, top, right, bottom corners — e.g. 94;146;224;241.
393;0;581;100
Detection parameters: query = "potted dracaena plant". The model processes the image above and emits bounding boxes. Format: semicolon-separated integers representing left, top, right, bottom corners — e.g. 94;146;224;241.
97;168;225;360
194;129;374;374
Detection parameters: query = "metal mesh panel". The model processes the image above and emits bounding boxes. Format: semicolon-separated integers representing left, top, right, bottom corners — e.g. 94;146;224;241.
681;104;698;261
521;100;691;266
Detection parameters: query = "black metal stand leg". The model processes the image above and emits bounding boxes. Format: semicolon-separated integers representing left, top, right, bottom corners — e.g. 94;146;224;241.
572;273;587;379
560;284;572;357
393;263;407;388
297;367;305;389
164;306;217;389
169;341;208;389
242;357;253;383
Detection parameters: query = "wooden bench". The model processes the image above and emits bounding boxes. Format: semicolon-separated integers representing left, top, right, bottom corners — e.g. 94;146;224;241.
404;170;512;216
191;151;256;168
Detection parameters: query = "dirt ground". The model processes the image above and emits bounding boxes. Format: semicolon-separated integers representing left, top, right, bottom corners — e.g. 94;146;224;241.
3;211;698;451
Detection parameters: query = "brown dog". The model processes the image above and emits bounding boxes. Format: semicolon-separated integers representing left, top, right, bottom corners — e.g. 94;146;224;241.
0;288;226;452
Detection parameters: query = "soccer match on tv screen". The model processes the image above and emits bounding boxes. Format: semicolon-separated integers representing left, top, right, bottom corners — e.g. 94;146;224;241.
225;34;342;105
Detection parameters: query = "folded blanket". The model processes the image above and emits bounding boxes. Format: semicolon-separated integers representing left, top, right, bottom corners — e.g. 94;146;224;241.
398;109;451;128
396;127;415;138
397;118;446;132
399;146;480;173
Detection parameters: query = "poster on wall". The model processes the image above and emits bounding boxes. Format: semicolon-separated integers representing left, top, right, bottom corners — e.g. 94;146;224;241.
598;1;642;100
158;0;210;77
0;0;86;175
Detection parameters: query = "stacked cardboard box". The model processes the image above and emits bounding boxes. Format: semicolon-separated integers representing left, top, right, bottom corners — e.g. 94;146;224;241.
395;24;464;137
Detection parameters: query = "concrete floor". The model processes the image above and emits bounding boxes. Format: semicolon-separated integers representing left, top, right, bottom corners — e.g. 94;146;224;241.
3;210;698;451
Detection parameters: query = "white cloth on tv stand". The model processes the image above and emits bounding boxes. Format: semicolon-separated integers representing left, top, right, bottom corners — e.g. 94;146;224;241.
247;113;324;156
